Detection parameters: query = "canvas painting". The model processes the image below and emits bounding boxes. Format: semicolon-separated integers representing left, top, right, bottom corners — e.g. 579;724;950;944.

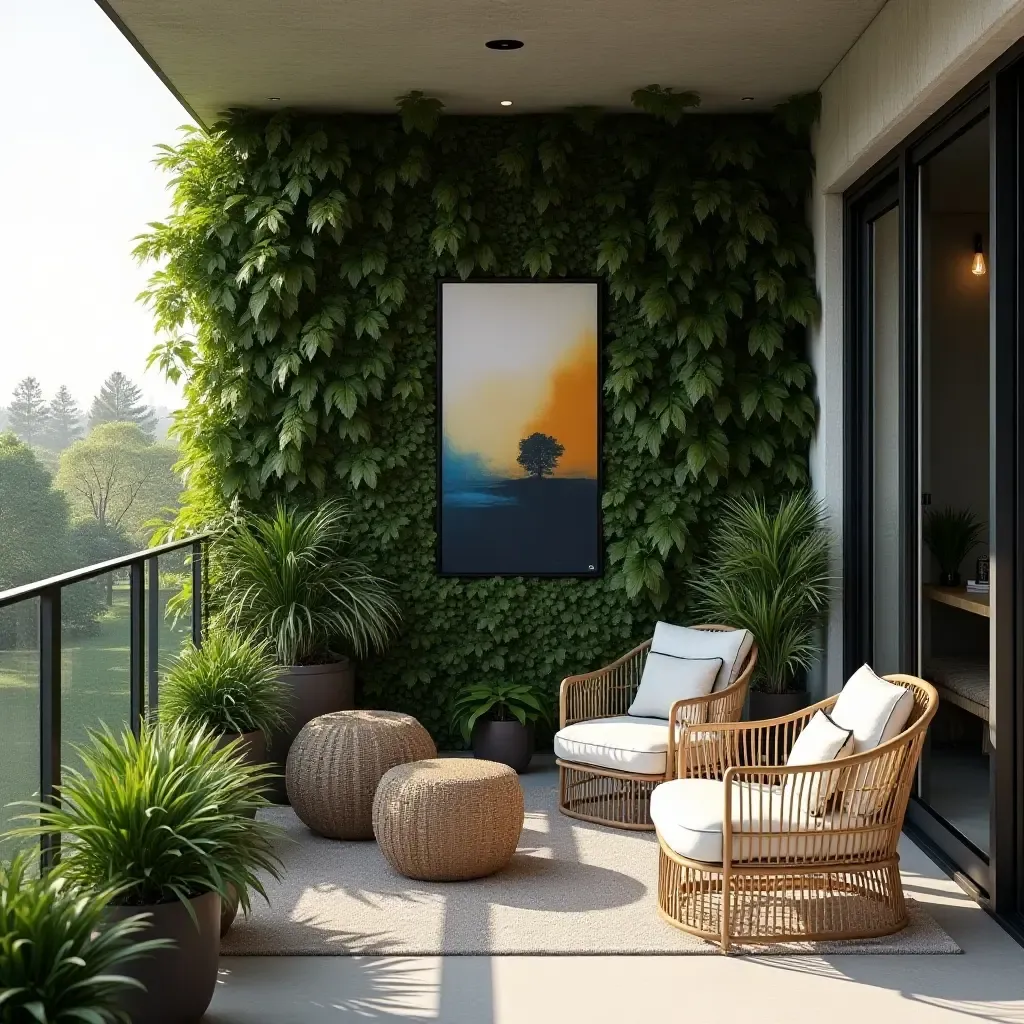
438;280;601;576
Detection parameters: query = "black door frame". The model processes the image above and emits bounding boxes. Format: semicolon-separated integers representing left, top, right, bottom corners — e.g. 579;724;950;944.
843;54;1024;937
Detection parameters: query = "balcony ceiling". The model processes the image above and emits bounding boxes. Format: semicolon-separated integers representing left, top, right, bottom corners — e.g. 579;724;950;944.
101;0;887;125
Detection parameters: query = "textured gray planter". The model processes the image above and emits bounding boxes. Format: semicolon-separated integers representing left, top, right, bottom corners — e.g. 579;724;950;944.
107;891;220;1024
266;660;354;803
472;719;535;774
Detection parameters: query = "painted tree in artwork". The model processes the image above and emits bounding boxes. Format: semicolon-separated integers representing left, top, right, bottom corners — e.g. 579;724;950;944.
8;377;49;444
88;372;156;440
517;432;565;479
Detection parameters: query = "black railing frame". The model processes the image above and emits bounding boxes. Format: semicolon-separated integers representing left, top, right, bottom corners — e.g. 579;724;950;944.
0;534;210;869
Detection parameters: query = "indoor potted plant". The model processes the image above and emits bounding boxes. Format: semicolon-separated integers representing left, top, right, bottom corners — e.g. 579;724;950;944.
923;505;984;586
214;500;401;802
690;491;833;720
12;721;283;1024
451;680;552;773
0;850;171;1024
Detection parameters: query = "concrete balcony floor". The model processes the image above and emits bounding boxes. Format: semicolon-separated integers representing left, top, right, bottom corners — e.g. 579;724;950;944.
209;768;1024;1024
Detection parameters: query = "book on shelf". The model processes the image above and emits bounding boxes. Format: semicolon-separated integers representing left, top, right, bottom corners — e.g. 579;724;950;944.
966;580;990;593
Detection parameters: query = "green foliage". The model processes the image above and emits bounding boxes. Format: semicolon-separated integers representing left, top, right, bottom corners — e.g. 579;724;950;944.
689;492;833;694
0;850;170;1024
213;500;400;664
88;372;157;441
8;377;49;446
923;506;984;577
10;721;283;915
136;93;819;742
159;629;287;735
451;680;553;743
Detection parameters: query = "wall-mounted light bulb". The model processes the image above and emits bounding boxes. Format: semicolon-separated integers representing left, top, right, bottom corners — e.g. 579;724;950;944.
972;234;987;276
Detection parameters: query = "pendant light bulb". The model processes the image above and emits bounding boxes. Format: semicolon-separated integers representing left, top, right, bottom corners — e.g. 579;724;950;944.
972;234;986;276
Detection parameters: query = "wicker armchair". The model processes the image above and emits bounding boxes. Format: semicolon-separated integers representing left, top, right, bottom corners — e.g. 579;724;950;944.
556;625;758;831
655;674;938;951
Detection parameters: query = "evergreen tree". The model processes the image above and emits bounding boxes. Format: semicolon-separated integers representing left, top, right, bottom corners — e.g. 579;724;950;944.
45;385;83;450
88;372;156;440
8;377;49;444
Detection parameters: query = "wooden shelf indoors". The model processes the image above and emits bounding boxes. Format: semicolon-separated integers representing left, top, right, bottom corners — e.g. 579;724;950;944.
922;584;990;618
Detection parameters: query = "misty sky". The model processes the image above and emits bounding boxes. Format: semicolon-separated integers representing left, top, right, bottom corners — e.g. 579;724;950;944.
0;0;189;411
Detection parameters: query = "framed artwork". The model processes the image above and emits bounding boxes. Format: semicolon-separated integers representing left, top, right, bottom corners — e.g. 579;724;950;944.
437;279;602;577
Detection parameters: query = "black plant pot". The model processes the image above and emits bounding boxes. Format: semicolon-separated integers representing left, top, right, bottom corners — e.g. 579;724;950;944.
748;689;809;723
107;891;220;1024
472;719;535;773
266;660;354;803
939;571;961;587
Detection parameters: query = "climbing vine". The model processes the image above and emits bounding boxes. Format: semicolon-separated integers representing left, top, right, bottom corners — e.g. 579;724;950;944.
137;88;820;743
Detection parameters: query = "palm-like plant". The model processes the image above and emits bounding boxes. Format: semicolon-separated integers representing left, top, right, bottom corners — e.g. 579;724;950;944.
450;681;552;743
159;629;287;737
0;851;170;1024
214;500;401;665
923;506;984;582
10;721;283;916
690;492;833;694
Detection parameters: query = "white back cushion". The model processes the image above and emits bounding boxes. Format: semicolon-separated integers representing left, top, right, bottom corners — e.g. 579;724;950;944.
650;622;754;692
829;664;915;753
628;654;721;720
784;710;855;814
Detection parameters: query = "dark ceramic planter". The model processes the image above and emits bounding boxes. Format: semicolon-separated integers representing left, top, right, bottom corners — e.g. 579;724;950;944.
472;719;535;774
107;891;220;1024
266;660;354;803
748;689;810;722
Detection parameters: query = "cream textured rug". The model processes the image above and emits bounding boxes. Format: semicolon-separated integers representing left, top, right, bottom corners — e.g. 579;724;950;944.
222;771;960;956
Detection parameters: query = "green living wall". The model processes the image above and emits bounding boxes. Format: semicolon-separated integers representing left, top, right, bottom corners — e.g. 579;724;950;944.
139;89;820;743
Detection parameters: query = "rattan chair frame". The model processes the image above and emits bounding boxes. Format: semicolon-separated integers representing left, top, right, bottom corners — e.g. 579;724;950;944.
656;674;938;951
557;624;758;831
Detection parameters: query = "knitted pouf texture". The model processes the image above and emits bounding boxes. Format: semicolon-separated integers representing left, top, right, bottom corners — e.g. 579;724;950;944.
286;710;436;839
373;757;525;881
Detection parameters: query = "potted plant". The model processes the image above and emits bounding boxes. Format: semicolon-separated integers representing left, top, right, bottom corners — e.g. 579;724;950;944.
12;721;283;1024
923;506;984;586
690;492;833;721
159;628;287;768
451;681;552;773
214;500;401;802
0;850;171;1024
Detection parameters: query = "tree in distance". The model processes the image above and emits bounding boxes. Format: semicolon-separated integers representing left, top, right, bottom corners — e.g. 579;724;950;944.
88;372;156;440
8;377;49;444
45;385;83;450
516;432;565;479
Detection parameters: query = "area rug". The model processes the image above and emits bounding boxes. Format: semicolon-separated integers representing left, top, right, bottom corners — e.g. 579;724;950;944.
221;771;960;956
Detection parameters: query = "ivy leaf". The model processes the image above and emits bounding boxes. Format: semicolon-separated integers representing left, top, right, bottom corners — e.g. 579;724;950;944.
396;91;445;136
630;85;700;124
354;309;387;340
748;319;784;358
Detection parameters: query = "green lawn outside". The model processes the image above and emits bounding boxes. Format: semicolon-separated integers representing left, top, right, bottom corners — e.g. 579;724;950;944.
0;588;191;836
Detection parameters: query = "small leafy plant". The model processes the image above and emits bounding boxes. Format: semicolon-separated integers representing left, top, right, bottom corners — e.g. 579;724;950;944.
159;629;287;737
214;500;401;665
11;721;283;916
0;850;170;1024
451;681;552;743
923;506;984;581
690;492;833;694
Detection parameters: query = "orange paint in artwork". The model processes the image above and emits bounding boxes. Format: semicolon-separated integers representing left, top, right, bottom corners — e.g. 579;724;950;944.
520;333;598;477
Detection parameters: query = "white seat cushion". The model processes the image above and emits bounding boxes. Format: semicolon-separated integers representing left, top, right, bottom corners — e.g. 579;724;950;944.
650;621;754;692
651;778;877;864
627;653;721;719
554;716;673;776
830;664;915;753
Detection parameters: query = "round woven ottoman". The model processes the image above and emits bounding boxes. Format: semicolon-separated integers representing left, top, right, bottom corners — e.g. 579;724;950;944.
286;710;436;839
372;758;524;881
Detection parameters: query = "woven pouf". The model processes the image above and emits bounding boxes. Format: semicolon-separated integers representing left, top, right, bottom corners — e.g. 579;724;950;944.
286;710;436;839
372;758;524;881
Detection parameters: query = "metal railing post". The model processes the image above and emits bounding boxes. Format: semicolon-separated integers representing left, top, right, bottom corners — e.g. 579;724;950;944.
39;586;61;870
147;556;159;718
129;562;145;735
191;539;204;648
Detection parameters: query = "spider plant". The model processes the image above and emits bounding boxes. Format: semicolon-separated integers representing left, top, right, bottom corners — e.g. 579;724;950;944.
0;851;170;1024
158;629;287;737
9;720;283;916
451;681;552;743
689;492;833;694
214;500;401;665
923;506;984;584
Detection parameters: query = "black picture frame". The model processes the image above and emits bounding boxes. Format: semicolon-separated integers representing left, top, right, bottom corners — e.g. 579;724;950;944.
435;277;604;578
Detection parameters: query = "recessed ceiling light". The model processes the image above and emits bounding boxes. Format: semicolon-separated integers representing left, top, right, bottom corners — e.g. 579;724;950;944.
500;99;513;107
486;39;524;50
268;96;281;102
741;96;754;102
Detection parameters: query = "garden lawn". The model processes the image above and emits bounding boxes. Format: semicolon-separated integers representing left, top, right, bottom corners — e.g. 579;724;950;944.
0;589;190;837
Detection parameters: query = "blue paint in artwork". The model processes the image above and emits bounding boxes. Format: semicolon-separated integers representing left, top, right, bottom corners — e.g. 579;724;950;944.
442;439;517;507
